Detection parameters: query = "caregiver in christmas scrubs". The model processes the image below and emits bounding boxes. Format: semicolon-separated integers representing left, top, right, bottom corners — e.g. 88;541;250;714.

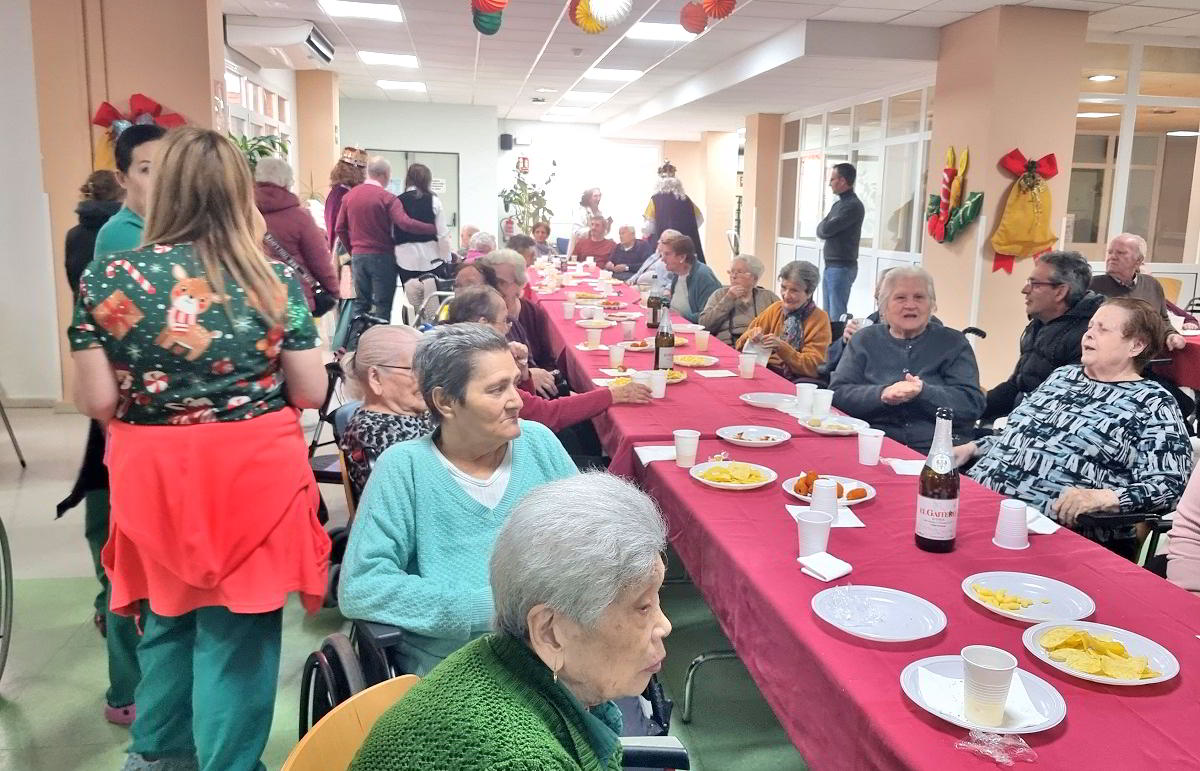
69;127;331;771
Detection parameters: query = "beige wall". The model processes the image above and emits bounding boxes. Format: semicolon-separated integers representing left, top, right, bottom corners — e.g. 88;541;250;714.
743;113;782;280
702;131;739;277
923;5;1088;388
295;70;341;202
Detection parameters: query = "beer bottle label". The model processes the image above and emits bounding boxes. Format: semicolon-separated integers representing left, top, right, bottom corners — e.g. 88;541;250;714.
916;495;958;540
658;347;674;370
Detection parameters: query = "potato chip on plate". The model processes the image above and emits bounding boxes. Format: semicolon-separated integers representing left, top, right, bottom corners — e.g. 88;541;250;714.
1023;621;1177;685
689;460;777;491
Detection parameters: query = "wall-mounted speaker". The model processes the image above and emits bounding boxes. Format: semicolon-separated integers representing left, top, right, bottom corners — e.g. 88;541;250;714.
499;133;514;151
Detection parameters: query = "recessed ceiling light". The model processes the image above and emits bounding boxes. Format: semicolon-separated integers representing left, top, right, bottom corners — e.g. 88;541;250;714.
531;96;547;103
1167;130;1200;137
561;90;611;105
377;80;426;92
1080;97;1119;104
584;67;644;82
1076;112;1119;119
535;88;558;93
359;51;418;68
625;22;697;42
1088;74;1118;82
319;0;403;22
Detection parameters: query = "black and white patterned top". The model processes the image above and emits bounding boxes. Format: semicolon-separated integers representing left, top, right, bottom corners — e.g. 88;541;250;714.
340;409;434;497
969;365;1192;539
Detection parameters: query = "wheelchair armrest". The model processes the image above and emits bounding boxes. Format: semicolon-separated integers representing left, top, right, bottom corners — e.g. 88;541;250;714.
356;620;406;649
619;736;690;769
1075;511;1155;530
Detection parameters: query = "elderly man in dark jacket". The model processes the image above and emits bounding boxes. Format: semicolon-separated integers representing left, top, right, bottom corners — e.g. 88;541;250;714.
982;251;1102;422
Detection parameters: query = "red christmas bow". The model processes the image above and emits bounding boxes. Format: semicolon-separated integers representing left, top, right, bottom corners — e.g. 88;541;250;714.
92;93;185;130
998;148;1057;180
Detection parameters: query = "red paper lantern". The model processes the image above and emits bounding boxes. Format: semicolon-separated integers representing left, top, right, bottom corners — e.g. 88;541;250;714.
568;0;582;28
471;0;507;12
680;2;708;34
702;0;735;19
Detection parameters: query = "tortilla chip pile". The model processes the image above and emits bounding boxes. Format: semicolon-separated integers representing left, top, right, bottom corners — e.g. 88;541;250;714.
1039;627;1161;681
699;462;766;485
971;585;1050;612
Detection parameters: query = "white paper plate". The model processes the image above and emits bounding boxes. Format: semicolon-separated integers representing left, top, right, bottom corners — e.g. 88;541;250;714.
1022;621;1179;686
1180;329;1200;336
962;572;1095;624
575;319;616;329
811;585;946;642
900;656;1067;734
672;354;720;368
716;425;791;447
783;474;877;506
688;461;777;491
739;392;796;410
641;335;689;347
606;311;642;321
574;342;609;352
618;340;654;352
795;414;870;436
674;323;704;332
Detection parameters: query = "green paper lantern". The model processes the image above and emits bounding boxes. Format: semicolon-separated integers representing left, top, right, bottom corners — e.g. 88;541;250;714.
473;8;502;34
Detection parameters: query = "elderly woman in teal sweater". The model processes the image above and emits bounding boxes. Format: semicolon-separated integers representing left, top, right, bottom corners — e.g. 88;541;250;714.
338;324;577;675
351;472;672;770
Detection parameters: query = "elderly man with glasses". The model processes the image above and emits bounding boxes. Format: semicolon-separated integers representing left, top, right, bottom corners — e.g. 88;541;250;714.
982;251;1105;422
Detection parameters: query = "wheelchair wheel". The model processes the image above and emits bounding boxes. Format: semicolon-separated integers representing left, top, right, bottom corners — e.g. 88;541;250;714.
297;633;366;738
0;518;11;683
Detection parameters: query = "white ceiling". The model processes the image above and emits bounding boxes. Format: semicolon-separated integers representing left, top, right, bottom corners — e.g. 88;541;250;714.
223;0;1200;139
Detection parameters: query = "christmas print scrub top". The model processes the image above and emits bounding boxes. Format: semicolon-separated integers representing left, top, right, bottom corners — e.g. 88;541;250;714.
69;243;320;426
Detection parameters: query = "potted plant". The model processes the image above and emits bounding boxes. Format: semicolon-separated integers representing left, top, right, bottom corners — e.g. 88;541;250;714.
229;134;289;171
499;159;555;235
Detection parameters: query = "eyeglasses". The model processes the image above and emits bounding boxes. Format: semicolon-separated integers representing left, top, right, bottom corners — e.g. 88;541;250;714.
373;364;413;372
1024;279;1062;289
728;269;752;277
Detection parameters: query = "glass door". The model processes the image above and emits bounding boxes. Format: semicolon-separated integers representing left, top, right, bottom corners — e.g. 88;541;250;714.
367;149;461;246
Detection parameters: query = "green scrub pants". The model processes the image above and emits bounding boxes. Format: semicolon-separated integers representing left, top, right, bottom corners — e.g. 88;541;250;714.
84;489;141;709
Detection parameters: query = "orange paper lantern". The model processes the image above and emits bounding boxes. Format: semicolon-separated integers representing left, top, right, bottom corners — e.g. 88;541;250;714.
680;2;708;34
702;0;735;19
471;0;508;12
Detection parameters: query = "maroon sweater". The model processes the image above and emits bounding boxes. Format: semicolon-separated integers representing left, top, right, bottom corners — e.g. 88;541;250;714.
333;180;435;256
518;385;612;432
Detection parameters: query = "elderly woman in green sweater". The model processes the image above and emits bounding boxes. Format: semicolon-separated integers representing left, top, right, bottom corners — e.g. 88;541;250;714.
338;323;577;675
351;472;672;770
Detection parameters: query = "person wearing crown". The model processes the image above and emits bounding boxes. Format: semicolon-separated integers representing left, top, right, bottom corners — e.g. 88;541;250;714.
645;160;706;263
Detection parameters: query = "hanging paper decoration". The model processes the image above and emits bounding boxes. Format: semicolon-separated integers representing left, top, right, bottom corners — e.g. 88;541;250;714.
568;0;582;28
473;7;503;35
589;0;632;25
702;0;736;19
680;1;708;34
471;0;507;11
91;93;186;171
924;145;982;245
574;0;607;34
989;149;1058;273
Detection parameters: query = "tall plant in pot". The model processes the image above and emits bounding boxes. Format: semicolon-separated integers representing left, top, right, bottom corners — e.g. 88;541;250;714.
499;159;555;235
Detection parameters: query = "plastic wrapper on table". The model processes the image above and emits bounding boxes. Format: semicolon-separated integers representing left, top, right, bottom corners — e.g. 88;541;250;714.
954;730;1038;766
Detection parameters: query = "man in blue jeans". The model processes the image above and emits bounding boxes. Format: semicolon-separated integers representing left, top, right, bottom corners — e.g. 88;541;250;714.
817;163;865;322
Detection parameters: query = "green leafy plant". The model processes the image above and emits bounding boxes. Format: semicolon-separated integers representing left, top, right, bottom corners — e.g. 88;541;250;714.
229;133;289;171
498;160;556;235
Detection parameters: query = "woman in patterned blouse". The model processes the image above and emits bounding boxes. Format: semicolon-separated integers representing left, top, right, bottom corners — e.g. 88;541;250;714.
339;325;434;498
954;297;1193;558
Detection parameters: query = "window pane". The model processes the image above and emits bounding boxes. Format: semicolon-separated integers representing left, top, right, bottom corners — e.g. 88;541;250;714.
1155;133;1198;262
1131;135;1160;166
230;115;246;137
853;100;882;143
224;71;243;107
925;87;934;133
802;116;822;150
1123;168;1155;243
1079;42;1128;95
1073;134;1108;164
1131;105;1200;262
852;149;879;248
1067;168;1104;244
880;143;918;251
827;109;850;146
822;152;848;219
783;120;800;153
1141;46;1200;99
779;158;797;238
263;90;276;119
887;91;922;137
797;153;825;240
277;96;289;124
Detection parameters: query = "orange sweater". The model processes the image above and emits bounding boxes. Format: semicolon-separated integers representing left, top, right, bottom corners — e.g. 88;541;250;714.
736;301;831;379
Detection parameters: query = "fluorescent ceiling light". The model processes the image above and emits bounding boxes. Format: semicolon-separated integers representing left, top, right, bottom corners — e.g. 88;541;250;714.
1076;112;1118;119
377;80;426;92
561;90;611;105
1088;74;1118;82
625;22;697;42
359;51;418;68
320;1;403;22
584;67;643;82
535;88;558;93
1080;97;1119;104
1167;130;1200;137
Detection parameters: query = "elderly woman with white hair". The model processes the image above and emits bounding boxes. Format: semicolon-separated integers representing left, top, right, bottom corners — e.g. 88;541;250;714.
254;156;340;312
465;230;498;263
737;260;831;381
349;472;671;770
339;324;576;676
699;254;780;346
338;325;432;497
830;266;985;453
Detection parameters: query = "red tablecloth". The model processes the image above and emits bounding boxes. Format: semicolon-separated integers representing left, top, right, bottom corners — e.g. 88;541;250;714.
1158;336;1200;390
637;437;1200;769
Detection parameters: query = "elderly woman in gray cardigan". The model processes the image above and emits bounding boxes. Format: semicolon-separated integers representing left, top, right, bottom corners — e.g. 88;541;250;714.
698;254;780;346
829;267;985;453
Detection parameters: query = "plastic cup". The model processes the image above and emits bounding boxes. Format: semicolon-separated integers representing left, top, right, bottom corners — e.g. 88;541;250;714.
566;291;578;302
650;369;668;398
674;429;700;468
809;478;839;515
794;383;817;413
563;301;575;319
639;287;650;304
857;428;885;466
584;255;595;265
694;329;710;351
609;345;625;368
993;499;1030;550
599;269;613;280
738;352;757;378
796;511;834;558
621;320;636;341
961;645;1017;727
632;370;652;390
811;388;834;418
756;346;770;366
586;328;603;348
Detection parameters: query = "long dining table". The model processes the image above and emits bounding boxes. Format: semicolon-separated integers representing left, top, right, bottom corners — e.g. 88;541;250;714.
528;262;1200;769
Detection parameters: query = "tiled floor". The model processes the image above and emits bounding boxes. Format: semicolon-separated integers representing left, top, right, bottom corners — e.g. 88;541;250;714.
0;407;804;770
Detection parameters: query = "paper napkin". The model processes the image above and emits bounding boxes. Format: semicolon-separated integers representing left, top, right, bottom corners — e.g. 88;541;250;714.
695;369;737;378
882;458;925;476
916;666;1046;730
787;504;864;528
634;445;677;465
599;368;627;376
1026;506;1062;534
797;552;853;582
